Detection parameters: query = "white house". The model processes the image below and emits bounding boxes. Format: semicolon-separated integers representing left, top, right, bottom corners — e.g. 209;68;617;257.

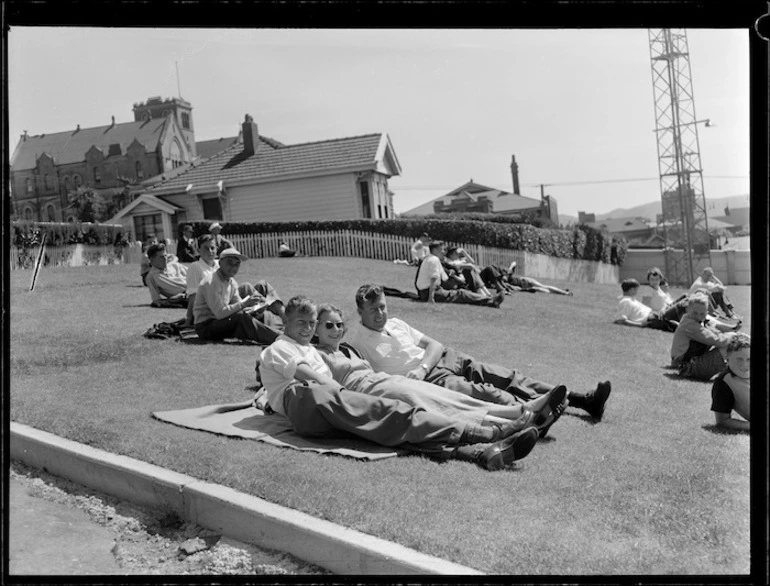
108;114;402;242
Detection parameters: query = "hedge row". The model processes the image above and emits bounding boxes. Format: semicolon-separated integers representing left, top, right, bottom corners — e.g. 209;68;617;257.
12;221;131;247
184;217;627;266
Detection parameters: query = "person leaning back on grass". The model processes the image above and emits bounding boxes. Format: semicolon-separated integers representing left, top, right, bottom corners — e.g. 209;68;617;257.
670;293;743;381
614;278;679;332
710;333;750;432
145;243;188;308
193;247;285;345
257;296;540;471
347;283;611;431
313;302;568;440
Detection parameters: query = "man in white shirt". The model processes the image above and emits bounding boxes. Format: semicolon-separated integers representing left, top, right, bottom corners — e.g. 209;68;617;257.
145;243;188;308
415;241;504;307
347;284;612;426
193;247;284;344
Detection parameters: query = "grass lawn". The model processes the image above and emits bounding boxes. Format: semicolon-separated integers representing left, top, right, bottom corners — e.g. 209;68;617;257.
9;258;751;575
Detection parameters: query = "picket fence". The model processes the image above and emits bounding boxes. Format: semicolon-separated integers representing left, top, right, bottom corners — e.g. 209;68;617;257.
9;243;127;270
10;229;527;275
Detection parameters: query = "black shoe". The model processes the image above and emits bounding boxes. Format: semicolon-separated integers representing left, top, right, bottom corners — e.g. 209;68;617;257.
584;381;611;420
490;291;506;308
478;427;539;471
491;410;535;441
532;385;568;438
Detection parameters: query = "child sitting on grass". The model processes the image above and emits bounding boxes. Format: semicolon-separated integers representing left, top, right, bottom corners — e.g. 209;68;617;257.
670;293;742;381
710;334;750;431
614;278;678;332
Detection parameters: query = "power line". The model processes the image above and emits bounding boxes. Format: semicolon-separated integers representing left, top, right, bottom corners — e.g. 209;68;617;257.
392;175;749;191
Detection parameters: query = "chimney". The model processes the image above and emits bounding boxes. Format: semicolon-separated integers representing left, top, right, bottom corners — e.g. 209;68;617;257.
74;124;80;134
110;115;115;127
22;130;28;141
242;114;259;156
510;155;520;195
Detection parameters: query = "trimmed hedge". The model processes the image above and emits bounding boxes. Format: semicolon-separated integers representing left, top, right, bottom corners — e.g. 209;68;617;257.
184;217;627;266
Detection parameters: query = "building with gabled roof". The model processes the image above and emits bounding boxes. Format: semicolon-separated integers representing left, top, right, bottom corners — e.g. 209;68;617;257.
401;155;558;224
10;96;198;223
108;114;402;242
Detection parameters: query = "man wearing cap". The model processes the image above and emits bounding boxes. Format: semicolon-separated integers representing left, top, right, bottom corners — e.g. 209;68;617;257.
209;222;233;257
193;247;285;344
145;243;189;308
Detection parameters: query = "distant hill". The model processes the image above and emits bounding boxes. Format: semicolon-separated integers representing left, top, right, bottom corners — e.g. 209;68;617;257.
559;194;749;227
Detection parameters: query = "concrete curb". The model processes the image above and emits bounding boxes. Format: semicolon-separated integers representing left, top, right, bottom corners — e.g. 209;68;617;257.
10;422;483;576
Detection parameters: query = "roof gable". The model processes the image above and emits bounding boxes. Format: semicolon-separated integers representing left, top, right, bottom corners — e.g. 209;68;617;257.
11;119;168;171
149;132;397;193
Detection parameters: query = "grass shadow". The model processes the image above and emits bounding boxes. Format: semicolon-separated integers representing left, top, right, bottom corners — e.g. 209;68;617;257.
701;424;749;436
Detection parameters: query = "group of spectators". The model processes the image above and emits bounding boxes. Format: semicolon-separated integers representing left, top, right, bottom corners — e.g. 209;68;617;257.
397;233;572;308
140;227;613;471
141;224;747;467
614;266;749;431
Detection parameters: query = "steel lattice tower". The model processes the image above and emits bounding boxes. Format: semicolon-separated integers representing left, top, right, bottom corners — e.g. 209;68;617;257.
649;28;711;286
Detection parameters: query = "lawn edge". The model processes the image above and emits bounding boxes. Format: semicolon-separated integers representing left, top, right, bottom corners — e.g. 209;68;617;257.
10;422;483;576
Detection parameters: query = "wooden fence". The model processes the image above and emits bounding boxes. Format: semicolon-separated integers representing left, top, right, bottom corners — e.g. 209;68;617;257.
10;230;568;280
9;243;127;270
228;230;527;272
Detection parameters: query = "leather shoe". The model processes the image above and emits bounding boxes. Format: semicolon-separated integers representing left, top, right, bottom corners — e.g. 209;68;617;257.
584;381;611;420
533;384;568;438
492;410;535;441
478;427;539;470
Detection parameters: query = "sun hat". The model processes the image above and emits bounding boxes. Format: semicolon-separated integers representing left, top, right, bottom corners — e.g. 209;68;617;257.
209;222;222;231
218;247;248;262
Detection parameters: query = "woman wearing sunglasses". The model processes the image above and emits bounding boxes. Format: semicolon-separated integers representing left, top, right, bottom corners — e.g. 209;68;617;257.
313;303;566;439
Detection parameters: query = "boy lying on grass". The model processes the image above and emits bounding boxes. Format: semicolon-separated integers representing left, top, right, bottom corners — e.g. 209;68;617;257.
258;296;544;471
614;278;679;332
711;334;750;432
145;243;188;308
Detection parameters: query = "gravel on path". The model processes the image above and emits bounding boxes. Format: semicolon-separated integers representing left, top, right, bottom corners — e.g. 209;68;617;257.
10;461;330;576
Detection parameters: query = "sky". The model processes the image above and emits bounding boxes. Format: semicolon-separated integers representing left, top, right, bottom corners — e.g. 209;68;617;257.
8;27;750;219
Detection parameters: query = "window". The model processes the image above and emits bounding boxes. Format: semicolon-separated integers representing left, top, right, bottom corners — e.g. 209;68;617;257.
24;206;34;220
168;140;185;169
93;167;101;184
74;174;82;187
135;161;144;179
45;174;54;190
26;178;32;194
63;176;71;194
377;204;383;219
202;197;223;220
181;112;190;129
134;213;164;243
46;204;56;222
359;182;371;219
67;215;76;223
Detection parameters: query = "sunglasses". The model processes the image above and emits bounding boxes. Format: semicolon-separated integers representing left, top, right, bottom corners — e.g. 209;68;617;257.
323;322;345;330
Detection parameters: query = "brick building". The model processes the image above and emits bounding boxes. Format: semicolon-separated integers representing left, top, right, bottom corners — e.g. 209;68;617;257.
9;96;196;222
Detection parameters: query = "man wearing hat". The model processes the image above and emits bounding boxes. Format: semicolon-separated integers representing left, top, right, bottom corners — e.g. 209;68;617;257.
193;247;285;344
209;222;233;257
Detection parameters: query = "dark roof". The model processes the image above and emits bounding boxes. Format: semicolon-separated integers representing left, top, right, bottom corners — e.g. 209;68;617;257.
10;119;171;170
195;136;240;160
195;133;285;160
150;133;387;191
589;217;651;233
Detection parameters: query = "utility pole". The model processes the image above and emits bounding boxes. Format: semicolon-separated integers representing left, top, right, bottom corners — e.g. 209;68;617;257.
648;28;711;286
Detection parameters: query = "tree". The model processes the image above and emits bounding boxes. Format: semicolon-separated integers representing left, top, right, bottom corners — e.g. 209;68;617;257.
66;187;118;223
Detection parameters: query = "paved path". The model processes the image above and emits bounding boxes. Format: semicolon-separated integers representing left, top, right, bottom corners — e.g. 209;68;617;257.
8;476;122;575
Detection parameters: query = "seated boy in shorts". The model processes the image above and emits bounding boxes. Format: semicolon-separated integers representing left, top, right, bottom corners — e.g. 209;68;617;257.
710;334;750;431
